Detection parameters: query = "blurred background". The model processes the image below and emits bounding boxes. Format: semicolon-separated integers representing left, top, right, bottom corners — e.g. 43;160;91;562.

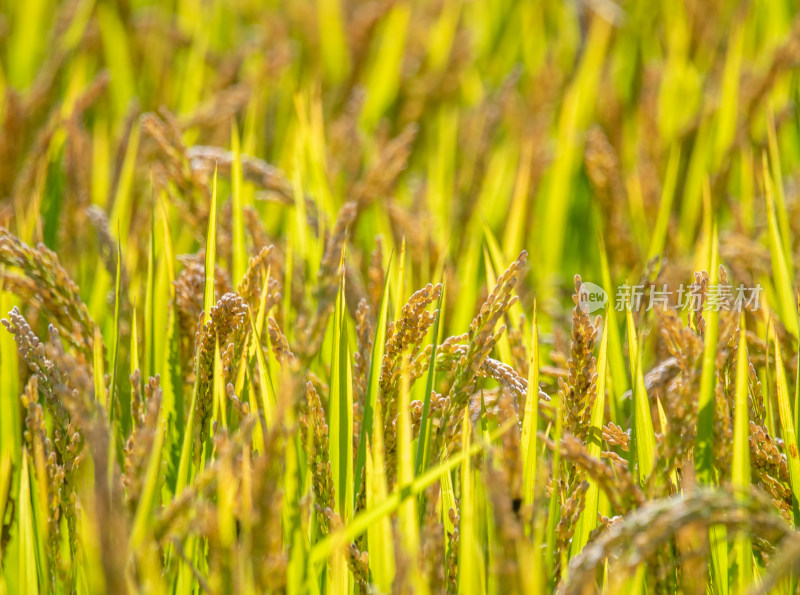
2;0;799;324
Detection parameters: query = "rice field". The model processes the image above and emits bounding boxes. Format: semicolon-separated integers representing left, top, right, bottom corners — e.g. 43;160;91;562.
2;0;800;593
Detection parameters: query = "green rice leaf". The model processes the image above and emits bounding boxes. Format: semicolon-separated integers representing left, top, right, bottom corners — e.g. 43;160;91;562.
647;143;681;263
627;306;655;483
203;167;218;323
230;122;247;283
354;252;392;497
695;223;720;485
731;312;753;590
328;249;353;522
763;154;799;338
308;417;518;567
107;239;122;422
520;299;539;508
17;452;39;595
774;328;800;525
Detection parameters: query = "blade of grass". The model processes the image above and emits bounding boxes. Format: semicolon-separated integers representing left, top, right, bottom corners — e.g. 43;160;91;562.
203;167;218;321
537;15;612;299
677;122;711;251
89;120;140;323
212;335;227;433
713;23;743;166
328;249;353;523
520;299;539;509
354;251;392;497
308;417;518;566
502;138;534;259
231;122;247;283
316;0;350;83
647;143;681;263
732;312;753;590
7;0;46;88
763;153;799;337
695;220;728;594
359;3;412;131
599;237;627;421
426;0;462;72
158;199;183;432
397;360;424;592
458;413;479;595
426;106;457;247
544;373;563;588
92;324;106;404
0;288;21;457
17;452;39;595
130;302;139;377
695;222;720;484
107;239;122;422
450;224;481;334
177;15;208;117
773;325;800;525
740;145;754;235
280;371;305;594
796;295;800;465
249;309;276;432
766;104;793;265
129;396;169;549
97;3;135;120
366;401;395;592
324;251;353;595
626;306;655;484
90;115;109;206
144;201;156;382
0;453;11;557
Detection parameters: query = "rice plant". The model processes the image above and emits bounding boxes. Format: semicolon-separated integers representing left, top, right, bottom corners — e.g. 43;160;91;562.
2;0;800;593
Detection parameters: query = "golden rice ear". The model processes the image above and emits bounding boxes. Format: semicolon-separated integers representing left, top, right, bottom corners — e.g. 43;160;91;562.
235;245;275;309
376;282;443;479
2;307;110;576
561;276;599;444
192;292;248;464
544;433;643;514
175;251;234;377
0;229;100;360
300;380;337;536
446;252;527;412
380;283;442;409
123;374;162;513
352;297;374;437
561;489;791;595
266;316;296;366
